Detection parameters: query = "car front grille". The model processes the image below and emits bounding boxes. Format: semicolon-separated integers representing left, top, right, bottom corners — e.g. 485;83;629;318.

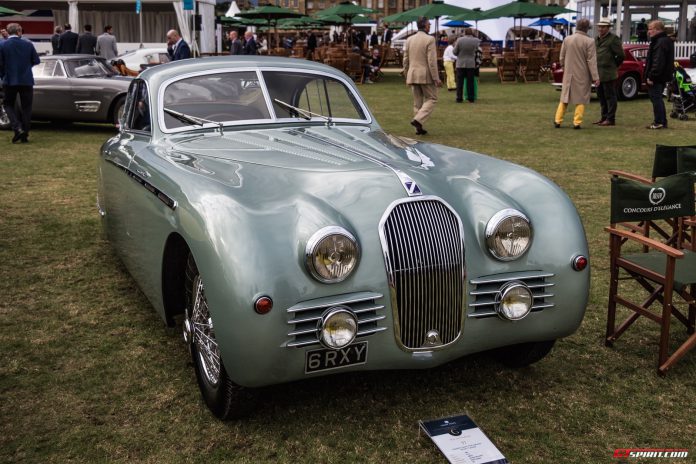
285;292;386;348
378;197;465;350
468;272;555;319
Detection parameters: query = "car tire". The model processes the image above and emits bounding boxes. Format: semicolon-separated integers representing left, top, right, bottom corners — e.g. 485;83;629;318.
184;254;255;420
618;73;640;100
492;340;556;368
111;96;126;127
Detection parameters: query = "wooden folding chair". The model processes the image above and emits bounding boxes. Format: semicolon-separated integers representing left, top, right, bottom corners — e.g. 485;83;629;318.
605;172;696;375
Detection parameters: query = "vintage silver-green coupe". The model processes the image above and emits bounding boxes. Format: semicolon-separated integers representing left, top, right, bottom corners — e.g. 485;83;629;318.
98;56;590;419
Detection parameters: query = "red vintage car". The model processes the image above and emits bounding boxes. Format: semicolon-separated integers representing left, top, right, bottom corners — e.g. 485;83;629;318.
552;44;690;100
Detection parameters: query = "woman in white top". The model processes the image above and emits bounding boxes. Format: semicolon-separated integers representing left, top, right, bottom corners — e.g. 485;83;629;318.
443;36;457;91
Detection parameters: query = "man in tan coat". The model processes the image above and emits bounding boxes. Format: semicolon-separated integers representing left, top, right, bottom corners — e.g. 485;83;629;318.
403;17;441;135
554;18;599;129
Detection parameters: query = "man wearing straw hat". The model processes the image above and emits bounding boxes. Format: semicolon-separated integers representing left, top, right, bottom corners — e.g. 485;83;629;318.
594;18;624;126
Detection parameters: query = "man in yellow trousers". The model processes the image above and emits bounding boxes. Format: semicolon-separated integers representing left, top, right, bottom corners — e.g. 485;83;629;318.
554;18;599;129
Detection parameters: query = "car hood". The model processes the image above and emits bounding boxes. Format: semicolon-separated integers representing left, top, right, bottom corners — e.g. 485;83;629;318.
161;125;545;205
164;126;432;173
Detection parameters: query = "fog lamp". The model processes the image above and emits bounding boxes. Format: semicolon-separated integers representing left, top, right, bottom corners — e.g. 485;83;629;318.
495;282;533;321
318;307;358;349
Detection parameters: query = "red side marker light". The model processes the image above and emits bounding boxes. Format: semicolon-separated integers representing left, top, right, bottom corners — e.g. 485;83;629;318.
572;255;588;271
254;296;273;314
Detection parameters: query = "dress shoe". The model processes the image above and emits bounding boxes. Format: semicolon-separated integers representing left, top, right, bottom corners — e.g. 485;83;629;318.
455;99;463;103
592;119;605;125
554;122;561;128
12;130;26;144
410;119;427;135
573;125;581;130
646;123;664;130
598;120;615;126
20;132;29;143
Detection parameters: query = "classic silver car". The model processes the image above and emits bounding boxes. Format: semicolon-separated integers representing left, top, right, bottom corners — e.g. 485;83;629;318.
0;55;131;130
98;56;590;419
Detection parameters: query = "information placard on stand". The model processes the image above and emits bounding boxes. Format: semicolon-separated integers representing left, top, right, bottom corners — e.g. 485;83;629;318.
418;414;508;464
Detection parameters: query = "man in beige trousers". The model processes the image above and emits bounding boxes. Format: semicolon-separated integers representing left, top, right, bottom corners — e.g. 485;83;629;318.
403;17;442;135
554;18;599;129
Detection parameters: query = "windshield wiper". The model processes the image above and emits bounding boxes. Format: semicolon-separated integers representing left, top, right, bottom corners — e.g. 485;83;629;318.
273;99;333;126
163;107;224;135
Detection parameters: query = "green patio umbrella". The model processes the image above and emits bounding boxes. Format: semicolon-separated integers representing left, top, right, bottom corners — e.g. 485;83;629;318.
398;0;473;34
237;4;305;48
0;6;23;16
279;16;326;30
220;16;268;26
449;7;488;32
318;1;376;20
314;13;370;26
381;10;421;25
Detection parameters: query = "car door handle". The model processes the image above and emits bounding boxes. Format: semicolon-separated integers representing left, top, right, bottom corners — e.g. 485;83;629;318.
135;168;151;178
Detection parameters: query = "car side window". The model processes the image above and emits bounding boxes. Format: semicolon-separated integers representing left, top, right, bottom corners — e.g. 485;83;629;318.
262;71;366;121
32;61;65;78
124;80;151;133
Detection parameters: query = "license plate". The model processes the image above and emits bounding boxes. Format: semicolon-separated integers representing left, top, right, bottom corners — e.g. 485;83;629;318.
305;341;368;374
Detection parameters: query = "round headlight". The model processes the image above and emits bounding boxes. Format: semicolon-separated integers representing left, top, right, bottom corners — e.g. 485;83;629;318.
318;307;358;349
495;282;533;321
485;209;532;261
306;226;360;283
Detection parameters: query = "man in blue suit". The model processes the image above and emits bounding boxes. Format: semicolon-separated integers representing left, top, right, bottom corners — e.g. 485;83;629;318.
166;29;191;61
0;23;40;143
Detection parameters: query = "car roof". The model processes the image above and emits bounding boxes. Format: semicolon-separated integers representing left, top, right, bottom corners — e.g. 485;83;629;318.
138;55;347;87
43;54;106;60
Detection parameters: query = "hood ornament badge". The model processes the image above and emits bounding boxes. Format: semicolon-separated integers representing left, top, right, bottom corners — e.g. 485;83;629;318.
396;171;422;197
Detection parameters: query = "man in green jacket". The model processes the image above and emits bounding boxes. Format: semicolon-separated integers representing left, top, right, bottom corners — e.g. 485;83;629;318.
594;18;624;126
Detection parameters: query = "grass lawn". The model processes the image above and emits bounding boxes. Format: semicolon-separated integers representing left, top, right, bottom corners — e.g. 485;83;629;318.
1;72;694;463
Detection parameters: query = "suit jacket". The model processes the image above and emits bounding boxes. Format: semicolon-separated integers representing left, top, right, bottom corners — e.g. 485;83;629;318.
559;31;599;104
382;29;392;44
646;32;675;84
76;32;97;54
230;39;242;55
403;30;439;85
0;36;40;86
58;30;79;54
51;33;60;54
453;35;480;68
96;33;118;60
242;38;258;55
171;40;191;61
595;32;624;82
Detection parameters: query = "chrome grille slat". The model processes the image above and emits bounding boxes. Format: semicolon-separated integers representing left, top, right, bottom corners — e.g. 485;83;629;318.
285;292;385;348
467;272;555;319
379;197;465;350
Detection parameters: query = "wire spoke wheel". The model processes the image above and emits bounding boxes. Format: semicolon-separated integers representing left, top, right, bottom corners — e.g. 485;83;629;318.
191;275;220;386
185;253;255;419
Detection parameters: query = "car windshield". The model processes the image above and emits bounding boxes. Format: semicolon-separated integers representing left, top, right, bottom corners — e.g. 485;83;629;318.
161;70;367;131
63;58;116;78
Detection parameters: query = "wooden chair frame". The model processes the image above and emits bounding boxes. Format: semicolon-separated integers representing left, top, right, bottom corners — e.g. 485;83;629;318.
605;173;696;375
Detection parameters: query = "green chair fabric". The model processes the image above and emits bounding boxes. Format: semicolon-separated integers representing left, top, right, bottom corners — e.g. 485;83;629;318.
677;146;696;174
624;250;696;292
610;173;696;224
652;144;696;179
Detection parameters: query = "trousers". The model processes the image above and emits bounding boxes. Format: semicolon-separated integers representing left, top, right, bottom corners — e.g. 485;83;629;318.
597;79;618;122
411;83;438;124
3;85;34;133
555;102;585;127
456;67;476;102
